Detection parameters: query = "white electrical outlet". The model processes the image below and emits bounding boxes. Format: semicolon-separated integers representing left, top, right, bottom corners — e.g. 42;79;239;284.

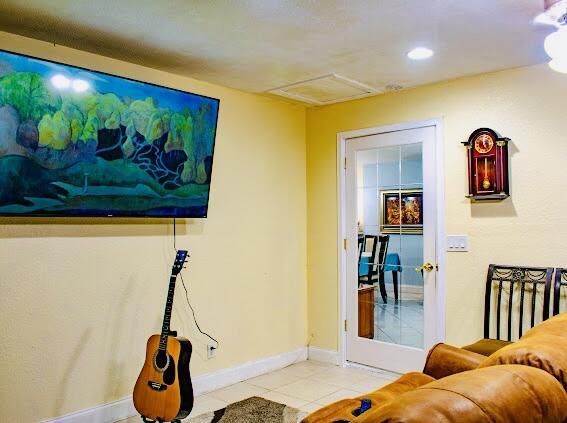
207;344;217;359
447;235;469;252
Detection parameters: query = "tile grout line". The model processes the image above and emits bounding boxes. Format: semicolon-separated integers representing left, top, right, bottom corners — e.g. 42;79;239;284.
189;361;395;419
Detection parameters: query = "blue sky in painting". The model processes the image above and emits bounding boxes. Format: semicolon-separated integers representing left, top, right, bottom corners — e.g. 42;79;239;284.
0;49;219;115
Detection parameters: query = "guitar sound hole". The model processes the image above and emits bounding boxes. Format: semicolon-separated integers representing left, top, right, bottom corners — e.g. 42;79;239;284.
155;350;169;370
163;355;176;385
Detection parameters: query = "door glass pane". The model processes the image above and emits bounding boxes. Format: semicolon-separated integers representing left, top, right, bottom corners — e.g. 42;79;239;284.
356;142;424;349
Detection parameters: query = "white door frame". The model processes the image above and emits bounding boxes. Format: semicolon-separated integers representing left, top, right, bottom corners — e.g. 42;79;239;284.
337;118;446;367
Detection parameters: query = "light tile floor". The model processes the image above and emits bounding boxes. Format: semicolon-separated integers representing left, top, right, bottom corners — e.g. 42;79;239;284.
119;360;397;422
364;283;424;349
375;298;424;348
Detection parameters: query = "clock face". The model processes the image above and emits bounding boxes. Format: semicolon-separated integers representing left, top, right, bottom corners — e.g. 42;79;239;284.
474;133;494;154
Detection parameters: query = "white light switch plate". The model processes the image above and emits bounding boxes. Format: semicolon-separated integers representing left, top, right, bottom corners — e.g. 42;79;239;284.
447;235;469;252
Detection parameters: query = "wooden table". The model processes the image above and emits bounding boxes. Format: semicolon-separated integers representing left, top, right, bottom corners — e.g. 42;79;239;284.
358;285;375;339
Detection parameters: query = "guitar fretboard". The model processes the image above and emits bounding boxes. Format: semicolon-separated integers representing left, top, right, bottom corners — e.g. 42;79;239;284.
158;274;177;351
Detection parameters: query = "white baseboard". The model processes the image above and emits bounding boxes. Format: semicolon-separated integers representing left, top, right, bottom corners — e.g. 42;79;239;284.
43;346;308;423
192;346;307;396
41;396;136;423
307;346;339;365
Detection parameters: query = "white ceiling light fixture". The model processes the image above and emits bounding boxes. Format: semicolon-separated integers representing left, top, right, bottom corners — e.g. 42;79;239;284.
544;26;567;57
549;57;567;72
407;47;434;60
536;0;567;73
536;0;567;26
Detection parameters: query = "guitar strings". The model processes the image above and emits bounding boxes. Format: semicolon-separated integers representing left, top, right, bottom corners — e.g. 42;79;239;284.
173;218;220;349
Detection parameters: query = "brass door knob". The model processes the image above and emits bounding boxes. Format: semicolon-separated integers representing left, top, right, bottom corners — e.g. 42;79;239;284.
415;262;434;272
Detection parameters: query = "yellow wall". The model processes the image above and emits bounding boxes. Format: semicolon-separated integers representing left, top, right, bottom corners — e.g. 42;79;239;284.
306;64;567;351
0;32;307;422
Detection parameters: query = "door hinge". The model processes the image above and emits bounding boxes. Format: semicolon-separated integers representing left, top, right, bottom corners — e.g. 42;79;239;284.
343;238;347;250
344;319;348;331
343;157;347;170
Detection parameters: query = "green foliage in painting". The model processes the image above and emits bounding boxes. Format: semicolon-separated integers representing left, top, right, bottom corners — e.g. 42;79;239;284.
96;93;125;122
193;104;214;164
61;99;85;123
81;110;100;143
164;113;184;152
105;111;121;130
38;111;71;150
61;100;85;143
195;160;208;184
121;98;154;138
165;112;194;155
70;118;83;144
166;112;196;182
146;111;167;141
122;137;135;158
180;156;195;183
0;72;60;122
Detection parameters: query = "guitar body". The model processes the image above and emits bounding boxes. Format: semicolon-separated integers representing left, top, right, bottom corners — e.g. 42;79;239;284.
133;334;194;421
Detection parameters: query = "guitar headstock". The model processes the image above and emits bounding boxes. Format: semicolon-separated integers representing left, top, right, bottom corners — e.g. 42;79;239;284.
172;250;188;276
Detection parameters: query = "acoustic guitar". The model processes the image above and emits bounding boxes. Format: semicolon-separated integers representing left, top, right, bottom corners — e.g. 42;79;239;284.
133;250;194;422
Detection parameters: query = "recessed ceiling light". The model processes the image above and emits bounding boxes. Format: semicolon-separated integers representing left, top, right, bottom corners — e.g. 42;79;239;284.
407;47;434;60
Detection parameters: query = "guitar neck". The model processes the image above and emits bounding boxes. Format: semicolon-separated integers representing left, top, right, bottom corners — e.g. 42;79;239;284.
158;274;178;351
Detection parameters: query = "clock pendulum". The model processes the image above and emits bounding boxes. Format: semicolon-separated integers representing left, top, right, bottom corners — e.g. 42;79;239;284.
482;158;491;190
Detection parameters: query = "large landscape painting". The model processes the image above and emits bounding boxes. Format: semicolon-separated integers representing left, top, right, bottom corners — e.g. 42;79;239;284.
0;49;219;217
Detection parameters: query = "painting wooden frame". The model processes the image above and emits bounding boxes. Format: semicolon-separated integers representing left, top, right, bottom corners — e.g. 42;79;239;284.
380;189;423;234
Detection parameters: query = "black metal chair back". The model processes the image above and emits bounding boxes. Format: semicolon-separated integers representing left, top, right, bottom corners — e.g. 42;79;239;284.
553;268;567;316
484;264;554;341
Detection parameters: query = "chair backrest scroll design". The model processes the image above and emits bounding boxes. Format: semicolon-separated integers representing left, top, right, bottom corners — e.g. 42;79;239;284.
483;264;554;341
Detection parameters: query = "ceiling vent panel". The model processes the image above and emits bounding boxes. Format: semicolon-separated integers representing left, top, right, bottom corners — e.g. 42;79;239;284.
268;74;379;105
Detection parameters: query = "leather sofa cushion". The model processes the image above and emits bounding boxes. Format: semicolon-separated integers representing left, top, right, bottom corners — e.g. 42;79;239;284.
480;333;567;390
301;372;434;423
522;312;567;340
354;365;567;423
461;338;512;356
423;343;485;379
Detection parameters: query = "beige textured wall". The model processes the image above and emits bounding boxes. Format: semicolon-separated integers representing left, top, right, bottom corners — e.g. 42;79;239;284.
0;32;307;422
306;64;567;351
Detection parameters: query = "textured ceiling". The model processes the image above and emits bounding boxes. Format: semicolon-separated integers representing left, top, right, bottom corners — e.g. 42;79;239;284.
0;0;553;99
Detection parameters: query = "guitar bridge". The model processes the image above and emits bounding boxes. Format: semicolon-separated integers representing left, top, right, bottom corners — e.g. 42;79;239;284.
148;381;168;391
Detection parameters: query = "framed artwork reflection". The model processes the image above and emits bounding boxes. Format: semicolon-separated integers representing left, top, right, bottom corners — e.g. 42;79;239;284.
380;189;423;234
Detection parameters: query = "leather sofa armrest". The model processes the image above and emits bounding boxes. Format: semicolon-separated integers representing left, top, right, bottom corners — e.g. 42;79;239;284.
423;343;485;379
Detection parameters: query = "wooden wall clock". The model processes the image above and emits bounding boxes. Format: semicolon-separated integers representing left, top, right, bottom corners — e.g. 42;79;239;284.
462;128;510;201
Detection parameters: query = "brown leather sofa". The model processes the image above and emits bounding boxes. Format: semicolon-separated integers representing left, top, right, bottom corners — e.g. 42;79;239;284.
302;313;567;422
